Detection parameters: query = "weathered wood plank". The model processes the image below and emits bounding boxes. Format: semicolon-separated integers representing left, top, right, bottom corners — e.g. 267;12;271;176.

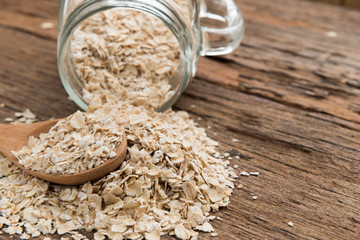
0;19;77;120
197;0;360;123
177;78;360;239
0;0;359;239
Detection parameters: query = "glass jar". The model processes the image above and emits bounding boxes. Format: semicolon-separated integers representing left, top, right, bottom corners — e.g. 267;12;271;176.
57;0;244;111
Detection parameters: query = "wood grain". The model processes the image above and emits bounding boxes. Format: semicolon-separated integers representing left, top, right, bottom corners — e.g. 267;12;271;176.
310;0;360;9
0;0;359;239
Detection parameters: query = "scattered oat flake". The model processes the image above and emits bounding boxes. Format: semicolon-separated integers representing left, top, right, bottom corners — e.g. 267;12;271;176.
70;231;88;240
326;31;338;38
9;108;37;124
240;171;250;176
0;103;4;108
252;196;258;200
22;109;36;119
235;156;240;159
250;172;259;176
232;138;239;142
288;221;294;227
216;217;223;221
20;233;30;239
57;221;77;234
233;165;238;169
94;232;105;240
144;230;161;240
175;224;191;240
4;117;13;122
195;222;214;232
211;233;218;237
237;184;243;189
41;22;55;29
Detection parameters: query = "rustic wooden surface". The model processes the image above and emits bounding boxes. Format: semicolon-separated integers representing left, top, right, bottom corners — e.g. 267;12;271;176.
0;0;359;239
311;0;360;9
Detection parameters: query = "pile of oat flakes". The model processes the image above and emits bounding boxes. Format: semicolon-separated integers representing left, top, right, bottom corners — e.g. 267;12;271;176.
0;7;238;240
0;105;236;239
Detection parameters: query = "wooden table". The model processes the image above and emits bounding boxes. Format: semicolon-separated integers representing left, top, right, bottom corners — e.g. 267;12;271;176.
0;0;359;239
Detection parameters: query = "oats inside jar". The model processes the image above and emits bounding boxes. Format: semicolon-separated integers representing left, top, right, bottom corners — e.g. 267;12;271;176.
70;8;181;110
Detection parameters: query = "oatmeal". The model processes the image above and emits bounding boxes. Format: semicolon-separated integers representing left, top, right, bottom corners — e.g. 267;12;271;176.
13;111;124;174
71;9;181;110
4;108;37;124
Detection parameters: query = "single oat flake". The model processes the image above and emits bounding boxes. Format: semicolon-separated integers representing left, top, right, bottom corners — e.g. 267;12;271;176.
7;108;37;124
240;171;250;176
41;22;55;29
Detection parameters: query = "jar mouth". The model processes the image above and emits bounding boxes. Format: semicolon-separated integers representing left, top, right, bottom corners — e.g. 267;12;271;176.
58;0;193;112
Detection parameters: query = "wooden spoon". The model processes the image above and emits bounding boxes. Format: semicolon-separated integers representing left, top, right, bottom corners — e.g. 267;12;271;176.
0;119;127;185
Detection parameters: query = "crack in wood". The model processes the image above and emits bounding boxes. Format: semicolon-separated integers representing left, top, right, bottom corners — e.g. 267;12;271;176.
0;23;56;42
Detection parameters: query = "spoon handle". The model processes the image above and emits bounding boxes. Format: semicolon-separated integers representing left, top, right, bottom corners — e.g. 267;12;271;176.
0;120;59;160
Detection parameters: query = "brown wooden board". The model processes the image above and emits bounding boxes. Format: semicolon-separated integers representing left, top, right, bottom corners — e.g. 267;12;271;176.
0;0;359;239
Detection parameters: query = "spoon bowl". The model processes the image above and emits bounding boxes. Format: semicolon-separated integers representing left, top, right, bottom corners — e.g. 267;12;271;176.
0;119;127;185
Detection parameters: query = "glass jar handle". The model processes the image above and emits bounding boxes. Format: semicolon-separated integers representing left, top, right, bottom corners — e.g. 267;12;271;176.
199;0;244;56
